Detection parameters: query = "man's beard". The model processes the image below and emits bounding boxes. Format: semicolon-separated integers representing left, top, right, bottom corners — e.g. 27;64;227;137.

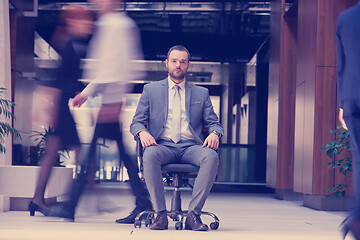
169;70;186;80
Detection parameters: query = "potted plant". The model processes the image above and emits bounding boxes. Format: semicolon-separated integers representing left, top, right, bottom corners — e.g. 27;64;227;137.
321;125;352;197
0;87;21;153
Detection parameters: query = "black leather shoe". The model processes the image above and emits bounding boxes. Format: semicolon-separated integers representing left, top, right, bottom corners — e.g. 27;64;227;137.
115;209;144;224
29;201;49;216
115;205;153;224
185;211;209;231
149;211;168;230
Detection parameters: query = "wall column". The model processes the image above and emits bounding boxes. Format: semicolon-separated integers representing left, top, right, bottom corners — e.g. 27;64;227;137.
267;0;298;199
0;0;13;166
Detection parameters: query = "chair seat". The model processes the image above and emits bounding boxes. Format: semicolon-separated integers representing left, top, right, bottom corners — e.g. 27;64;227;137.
161;164;199;173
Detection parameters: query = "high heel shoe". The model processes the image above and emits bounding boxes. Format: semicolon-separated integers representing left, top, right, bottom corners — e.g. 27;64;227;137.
340;217;360;240
29;201;49;216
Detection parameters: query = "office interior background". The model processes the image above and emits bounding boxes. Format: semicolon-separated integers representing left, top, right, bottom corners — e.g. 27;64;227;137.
0;0;357;212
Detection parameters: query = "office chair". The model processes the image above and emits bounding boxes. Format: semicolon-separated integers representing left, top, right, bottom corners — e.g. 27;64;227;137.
133;136;220;230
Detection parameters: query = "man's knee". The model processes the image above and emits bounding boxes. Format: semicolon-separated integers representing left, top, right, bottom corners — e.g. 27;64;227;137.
201;149;219;167
143;146;162;165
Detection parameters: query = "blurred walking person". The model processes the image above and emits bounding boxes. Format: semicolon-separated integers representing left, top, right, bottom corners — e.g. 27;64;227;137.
29;5;94;216
337;2;360;239
49;0;152;222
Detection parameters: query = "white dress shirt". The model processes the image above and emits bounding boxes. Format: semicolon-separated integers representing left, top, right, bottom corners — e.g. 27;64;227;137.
81;12;144;104
159;78;195;141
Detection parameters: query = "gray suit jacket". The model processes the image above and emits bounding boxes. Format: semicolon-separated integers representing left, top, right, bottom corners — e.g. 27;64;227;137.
336;2;360;108
130;78;224;144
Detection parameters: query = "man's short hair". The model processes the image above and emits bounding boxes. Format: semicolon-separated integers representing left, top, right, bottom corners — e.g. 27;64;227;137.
167;45;190;60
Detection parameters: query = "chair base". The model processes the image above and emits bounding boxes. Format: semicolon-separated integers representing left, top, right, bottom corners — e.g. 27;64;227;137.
134;210;220;230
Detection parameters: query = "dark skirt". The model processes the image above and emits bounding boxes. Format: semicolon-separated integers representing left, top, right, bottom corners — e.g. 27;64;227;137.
53;95;81;150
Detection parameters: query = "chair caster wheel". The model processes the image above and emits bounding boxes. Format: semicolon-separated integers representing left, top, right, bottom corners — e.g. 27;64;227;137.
175;222;183;230
210;221;219;230
134;220;141;228
145;218;152;227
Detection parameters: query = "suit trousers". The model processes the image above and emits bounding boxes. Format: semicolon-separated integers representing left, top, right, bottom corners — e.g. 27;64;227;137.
343;99;360;218
67;122;152;212
143;139;219;215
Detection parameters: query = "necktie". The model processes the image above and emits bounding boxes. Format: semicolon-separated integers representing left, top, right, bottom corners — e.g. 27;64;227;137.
171;85;181;143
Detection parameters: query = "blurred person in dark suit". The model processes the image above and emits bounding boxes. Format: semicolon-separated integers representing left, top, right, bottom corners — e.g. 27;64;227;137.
337;2;360;239
29;5;93;216
49;0;152;222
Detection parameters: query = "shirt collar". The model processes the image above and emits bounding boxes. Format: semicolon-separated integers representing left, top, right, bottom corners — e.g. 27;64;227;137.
168;77;186;90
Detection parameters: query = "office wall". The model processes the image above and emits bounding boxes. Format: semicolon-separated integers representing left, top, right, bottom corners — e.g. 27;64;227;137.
268;0;357;201
294;0;357;196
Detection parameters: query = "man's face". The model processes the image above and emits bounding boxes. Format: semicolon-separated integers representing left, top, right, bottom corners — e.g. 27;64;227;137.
66;17;94;39
165;50;190;82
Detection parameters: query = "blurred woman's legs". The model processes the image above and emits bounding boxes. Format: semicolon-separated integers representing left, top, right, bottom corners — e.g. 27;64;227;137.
31;95;81;216
30;135;61;215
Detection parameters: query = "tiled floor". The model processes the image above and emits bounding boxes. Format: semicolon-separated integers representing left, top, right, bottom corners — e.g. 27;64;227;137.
0;184;349;240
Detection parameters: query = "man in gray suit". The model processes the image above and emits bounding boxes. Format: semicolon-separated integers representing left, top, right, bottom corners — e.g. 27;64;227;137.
337;2;360;239
130;45;224;231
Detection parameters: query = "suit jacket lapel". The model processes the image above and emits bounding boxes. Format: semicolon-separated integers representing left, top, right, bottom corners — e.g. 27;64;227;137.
162;79;169;123
185;81;191;121
185;81;201;143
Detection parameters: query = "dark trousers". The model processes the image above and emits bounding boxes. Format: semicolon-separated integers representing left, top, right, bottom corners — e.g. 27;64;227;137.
343;99;360;218
67;122;152;212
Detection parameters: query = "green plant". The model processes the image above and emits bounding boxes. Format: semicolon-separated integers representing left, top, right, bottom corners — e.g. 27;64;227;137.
29;126;68;166
321;124;352;197
0;87;21;153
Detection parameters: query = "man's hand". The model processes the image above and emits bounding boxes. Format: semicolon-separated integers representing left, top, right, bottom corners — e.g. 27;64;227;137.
339;108;348;130
139;130;157;148
202;132;219;150
72;93;87;107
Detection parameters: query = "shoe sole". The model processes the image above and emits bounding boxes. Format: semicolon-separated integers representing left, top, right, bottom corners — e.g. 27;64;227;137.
149;225;168;230
185;226;209;231
115;220;135;224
